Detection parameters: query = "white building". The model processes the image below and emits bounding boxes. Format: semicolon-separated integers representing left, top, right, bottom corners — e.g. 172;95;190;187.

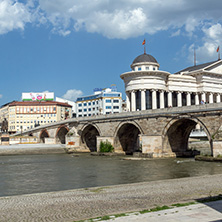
56;97;76;117
120;53;222;111
76;87;122;117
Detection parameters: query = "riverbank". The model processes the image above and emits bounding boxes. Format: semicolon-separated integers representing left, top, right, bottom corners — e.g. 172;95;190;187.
0;144;66;155
0;174;222;221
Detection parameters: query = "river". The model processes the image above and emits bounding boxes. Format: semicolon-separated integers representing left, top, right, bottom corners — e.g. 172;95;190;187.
0;153;222;197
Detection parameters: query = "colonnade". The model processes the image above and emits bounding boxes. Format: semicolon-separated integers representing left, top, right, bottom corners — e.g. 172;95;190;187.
126;89;222;111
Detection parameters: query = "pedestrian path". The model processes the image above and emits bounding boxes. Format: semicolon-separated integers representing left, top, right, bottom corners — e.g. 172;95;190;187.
1;175;222;222
99;200;222;222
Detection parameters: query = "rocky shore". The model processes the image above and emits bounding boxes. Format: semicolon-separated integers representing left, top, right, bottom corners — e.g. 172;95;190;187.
0;174;222;221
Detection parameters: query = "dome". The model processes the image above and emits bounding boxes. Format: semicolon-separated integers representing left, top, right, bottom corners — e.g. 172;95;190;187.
132;53;158;65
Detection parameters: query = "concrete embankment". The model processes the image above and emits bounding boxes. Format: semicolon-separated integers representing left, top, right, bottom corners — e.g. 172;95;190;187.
0;144;66;155
0;174;222;221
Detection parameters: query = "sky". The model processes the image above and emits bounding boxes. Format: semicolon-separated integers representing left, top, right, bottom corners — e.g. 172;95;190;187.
1;0;222;105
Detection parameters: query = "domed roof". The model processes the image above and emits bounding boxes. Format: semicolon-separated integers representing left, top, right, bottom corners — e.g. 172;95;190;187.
132;53;158;65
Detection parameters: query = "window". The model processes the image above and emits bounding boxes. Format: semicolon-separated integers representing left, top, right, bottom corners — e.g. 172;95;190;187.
84;109;87;112
146;67;149;70
113;100;119;103
113;106;119;109
88;102;91;106
53;107;56;111
78;109;82;112
106;99;111;103
106;106;112;109
78;103;82;107
84;103;87;106
78;115;82;117
153;67;156;70
138;67;142;71
93;102;95;105
88;108;91;111
31;108;33;112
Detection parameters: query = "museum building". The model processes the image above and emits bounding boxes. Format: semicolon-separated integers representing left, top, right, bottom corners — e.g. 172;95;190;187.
120;53;222;111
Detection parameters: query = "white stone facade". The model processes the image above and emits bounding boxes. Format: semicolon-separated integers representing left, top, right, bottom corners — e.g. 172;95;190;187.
121;53;222;111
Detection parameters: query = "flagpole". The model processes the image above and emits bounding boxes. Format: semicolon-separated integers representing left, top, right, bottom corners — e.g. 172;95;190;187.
194;47;196;66
217;46;220;60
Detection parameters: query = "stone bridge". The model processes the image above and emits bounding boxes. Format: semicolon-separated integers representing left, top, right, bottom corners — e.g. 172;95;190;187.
14;103;222;158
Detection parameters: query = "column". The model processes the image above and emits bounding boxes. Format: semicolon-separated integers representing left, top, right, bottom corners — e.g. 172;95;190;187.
126;91;131;111
195;93;199;105
177;92;182;107
131;90;136;111
160;91;165;109
168;91;172;107
217;94;221;103
141;89;146;111
201;92;206;103
186;92;191;106
152;90;157;109
209;93;213;104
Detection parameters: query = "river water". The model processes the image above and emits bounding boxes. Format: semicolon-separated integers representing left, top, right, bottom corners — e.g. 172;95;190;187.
0;154;222;197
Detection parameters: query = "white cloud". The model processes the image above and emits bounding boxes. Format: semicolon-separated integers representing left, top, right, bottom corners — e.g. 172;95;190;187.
188;23;222;63
0;0;32;34
62;89;83;101
35;0;222;39
1;0;222;48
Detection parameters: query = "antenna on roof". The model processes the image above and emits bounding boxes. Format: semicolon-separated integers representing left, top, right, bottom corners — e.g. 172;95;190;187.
194;46;196;66
142;39;146;54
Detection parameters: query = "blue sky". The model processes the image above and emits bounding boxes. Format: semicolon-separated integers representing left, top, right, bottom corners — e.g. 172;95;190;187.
1;0;222;105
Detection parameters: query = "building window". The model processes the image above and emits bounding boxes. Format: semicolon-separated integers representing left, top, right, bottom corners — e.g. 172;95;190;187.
113;106;119;109
153;67;156;70
84;109;87;112
106;99;111;103
106;106;112;109
88;108;91;111
93;102;95;105
138;67;142;71
84;103;87;106
88;102;91;106
78;103;82;107
78;109;82;112
113;100;119;103
146;67;149;70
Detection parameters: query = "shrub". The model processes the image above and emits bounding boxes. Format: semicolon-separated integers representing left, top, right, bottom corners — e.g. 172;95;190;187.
99;140;114;153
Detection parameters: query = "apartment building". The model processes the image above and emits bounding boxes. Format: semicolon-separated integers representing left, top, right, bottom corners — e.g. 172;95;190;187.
8;101;72;133
76;87;122;117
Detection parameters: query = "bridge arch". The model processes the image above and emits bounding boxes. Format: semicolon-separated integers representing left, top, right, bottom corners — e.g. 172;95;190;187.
80;124;100;152
56;125;69;144
114;121;143;154
40;129;49;143
162;116;212;157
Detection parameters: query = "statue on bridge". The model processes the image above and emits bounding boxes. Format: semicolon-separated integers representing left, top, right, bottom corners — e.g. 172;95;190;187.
1;118;8;133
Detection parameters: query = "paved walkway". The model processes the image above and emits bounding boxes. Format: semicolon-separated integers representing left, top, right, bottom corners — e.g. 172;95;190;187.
0;174;222;222
100;200;222;221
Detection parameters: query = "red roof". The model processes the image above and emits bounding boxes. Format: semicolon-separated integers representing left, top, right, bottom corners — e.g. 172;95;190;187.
9;101;72;107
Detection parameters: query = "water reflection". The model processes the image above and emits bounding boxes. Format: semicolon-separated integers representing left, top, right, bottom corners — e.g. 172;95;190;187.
0;154;222;197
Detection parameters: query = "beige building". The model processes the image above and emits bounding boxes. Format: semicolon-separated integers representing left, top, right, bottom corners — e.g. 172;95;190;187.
7;101;72;134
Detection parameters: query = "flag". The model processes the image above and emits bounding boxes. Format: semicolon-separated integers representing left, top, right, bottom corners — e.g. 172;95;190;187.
217;46;220;52
142;39;145;45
